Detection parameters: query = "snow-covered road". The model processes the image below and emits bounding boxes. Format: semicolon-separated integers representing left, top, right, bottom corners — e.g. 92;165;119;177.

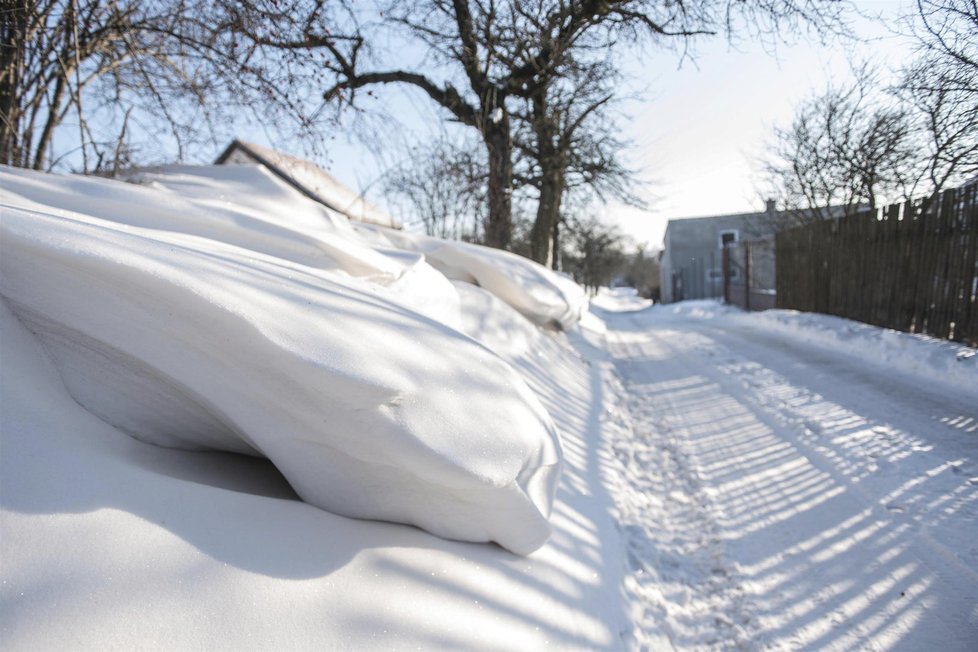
601;303;978;651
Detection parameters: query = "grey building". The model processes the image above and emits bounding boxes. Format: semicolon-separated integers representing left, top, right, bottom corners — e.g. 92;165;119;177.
660;201;780;303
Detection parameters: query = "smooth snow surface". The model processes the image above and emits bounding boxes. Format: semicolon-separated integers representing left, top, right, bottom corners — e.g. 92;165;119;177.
593;298;978;651
359;225;587;330
0;165;561;555
0;292;627;650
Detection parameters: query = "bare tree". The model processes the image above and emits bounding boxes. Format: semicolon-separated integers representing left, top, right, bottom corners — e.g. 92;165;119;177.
513;57;640;267
0;0;363;172
620;245;661;300
897;0;978;193
910;0;978;73
317;0;637;250
762;66;916;222
314;1;847;251
562;213;627;294
0;0;169;170
764;2;978;221
383;137;486;239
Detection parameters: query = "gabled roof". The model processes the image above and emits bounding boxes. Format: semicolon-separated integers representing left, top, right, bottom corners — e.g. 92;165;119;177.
215;139;399;229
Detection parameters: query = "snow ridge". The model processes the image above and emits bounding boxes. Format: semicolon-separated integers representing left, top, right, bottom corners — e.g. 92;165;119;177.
0;166;564;555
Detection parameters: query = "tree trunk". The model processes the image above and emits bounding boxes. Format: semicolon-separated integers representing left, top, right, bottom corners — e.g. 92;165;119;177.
483;120;513;250
32;74;65;171
530;173;558;265
530;164;565;267
529;90;559;265
0;0;28;167
551;212;561;271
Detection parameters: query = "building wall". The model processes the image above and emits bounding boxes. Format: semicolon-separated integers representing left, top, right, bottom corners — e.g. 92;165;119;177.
661;229;675;303
662;210;778;302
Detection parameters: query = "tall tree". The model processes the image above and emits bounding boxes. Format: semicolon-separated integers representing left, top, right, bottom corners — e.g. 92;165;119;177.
383;137;486;239
897;0;978;193
316;0;845;250
762;67;915;222
319;0;638;249
514;57;637;267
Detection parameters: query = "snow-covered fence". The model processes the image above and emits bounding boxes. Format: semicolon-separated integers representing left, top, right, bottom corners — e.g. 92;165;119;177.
722;237;777;312
775;183;978;346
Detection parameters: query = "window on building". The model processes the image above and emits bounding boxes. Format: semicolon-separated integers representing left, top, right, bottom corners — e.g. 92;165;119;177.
719;230;738;248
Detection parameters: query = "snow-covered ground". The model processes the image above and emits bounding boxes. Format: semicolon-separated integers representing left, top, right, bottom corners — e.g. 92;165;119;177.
0;165;622;649
2;168;975;650
594;298;978;651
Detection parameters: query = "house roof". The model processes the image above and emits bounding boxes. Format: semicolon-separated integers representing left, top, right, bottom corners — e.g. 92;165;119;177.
215;139;399;229
663;208;774;241
663;203;856;239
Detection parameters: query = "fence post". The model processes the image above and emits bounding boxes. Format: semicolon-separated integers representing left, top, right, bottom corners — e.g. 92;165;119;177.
745;241;751;312
720;245;730;304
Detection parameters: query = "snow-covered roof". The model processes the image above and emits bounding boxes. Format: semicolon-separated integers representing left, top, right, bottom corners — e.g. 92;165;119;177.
215;139;400;229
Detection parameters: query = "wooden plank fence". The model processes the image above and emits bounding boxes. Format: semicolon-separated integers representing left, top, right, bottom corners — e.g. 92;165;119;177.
776;183;978;346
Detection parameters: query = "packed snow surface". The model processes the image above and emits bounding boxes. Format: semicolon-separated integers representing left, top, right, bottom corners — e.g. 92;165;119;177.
593;297;978;651
590;286;654;313
3;162;976;650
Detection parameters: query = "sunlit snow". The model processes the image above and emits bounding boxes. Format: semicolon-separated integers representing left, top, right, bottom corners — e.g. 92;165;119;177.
2;166;975;651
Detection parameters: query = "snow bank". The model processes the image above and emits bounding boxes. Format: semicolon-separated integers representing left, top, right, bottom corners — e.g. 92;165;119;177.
453;282;549;360
129;165;464;329
360;226;587;330
3;165;461;328
589;287;653;313
659;300;977;393
0;284;626;650
751;309;978;392
0;166;562;555
1;167;628;650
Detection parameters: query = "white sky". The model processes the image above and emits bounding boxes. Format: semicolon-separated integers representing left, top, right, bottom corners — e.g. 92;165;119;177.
261;1;916;250
606;0;912;249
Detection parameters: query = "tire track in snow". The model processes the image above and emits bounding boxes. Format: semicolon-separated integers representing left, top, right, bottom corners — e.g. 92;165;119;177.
603;308;978;651
605;322;759;651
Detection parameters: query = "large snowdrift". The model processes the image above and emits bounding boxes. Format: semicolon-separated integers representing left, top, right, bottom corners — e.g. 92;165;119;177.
0;164;629;649
0;279;627;650
2;164;462;328
359;225;587;330
0;165;563;555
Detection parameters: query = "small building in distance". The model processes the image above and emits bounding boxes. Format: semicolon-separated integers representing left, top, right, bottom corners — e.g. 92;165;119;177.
660;200;856;304
215;139;399;229
660;201;783;304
